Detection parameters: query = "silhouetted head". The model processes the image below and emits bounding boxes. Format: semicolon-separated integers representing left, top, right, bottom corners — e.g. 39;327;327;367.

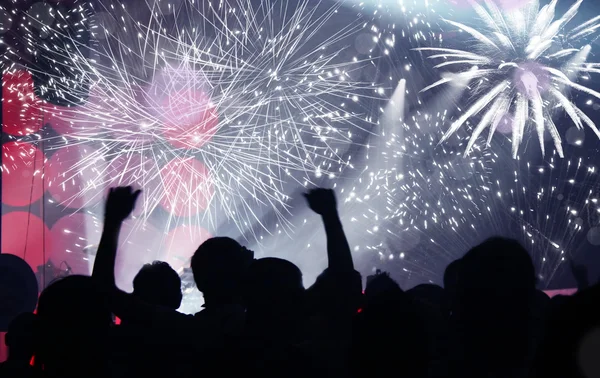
456;237;536;368
407;283;446;312
532;290;551;314
443;259;461;291
353;273;428;378
245;258;304;312
5;312;36;362
133;261;182;309
364;272;405;306
37;275;111;331
191;237;254;305
459;237;535;305
548;293;569;313
36;275;111;376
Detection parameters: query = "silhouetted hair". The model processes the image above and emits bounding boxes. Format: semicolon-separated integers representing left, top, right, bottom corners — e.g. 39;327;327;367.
37;275;111;329
5;312;36;360
133;261;182;309
35;275;111;375
190;237;254;298
443;259;461;290
461;237;535;291
245;257;304;308
407;284;446;310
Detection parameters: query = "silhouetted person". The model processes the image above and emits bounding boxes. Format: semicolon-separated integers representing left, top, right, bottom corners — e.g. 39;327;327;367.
529;289;551;358
35;275;112;378
443;258;461;317
133;261;182;309
351;271;428;378
190;236;253;332
407;283;446;313
112;261;182;378
92;187;254;377
532;284;600;378
450;237;536;378
0;313;38;378
407;284;450;373
303;188;362;377
244;258;306;340
232;257;320;378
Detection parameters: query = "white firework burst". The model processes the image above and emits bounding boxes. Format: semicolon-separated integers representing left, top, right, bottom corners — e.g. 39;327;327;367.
417;0;600;158
17;0;381;235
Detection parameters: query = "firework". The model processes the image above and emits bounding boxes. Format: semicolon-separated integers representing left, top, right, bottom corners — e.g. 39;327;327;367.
15;0;380;235
417;0;600;158
5;0;596;295
343;104;600;285
342;106;500;283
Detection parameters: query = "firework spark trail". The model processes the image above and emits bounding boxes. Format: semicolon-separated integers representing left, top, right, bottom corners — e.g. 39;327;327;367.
348;104;600;284
417;0;600;158
4;0;597;292
497;151;600;282
333;72;502;282
18;0;382;236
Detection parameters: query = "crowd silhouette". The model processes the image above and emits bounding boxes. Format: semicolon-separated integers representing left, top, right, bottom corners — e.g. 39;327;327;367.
1;185;599;378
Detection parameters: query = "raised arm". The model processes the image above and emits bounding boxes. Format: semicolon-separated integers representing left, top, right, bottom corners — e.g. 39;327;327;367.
304;188;354;272
92;187;169;325
92;187;140;289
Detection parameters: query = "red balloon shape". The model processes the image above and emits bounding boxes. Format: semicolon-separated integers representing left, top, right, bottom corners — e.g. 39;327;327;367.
43;82;121;137
160;157;213;216
47;213;102;275
1;212;50;272
160;89;218;149
115;220;163;292
2;142;45;207
43;103;88;136
163;224;211;273
2;70;43;136
44;144;107;209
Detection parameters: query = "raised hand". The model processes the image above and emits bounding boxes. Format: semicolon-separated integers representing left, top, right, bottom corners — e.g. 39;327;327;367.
105;186;141;223
303;188;337;216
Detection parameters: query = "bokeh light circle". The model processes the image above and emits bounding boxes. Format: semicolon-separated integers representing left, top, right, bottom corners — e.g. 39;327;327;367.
0;9;13;35
587;227;600;246
47;212;102;275
1;142;45;207
2;70;43;136
146;67;217;149
105;86;158;145
160;89;218;149
44;144;107;209
394;229;421;252
566;127;585;147
1;212;50;270
514;62;551;99
496;114;514;134
354;33;377;55
26;3;55;31
160;158;214;216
